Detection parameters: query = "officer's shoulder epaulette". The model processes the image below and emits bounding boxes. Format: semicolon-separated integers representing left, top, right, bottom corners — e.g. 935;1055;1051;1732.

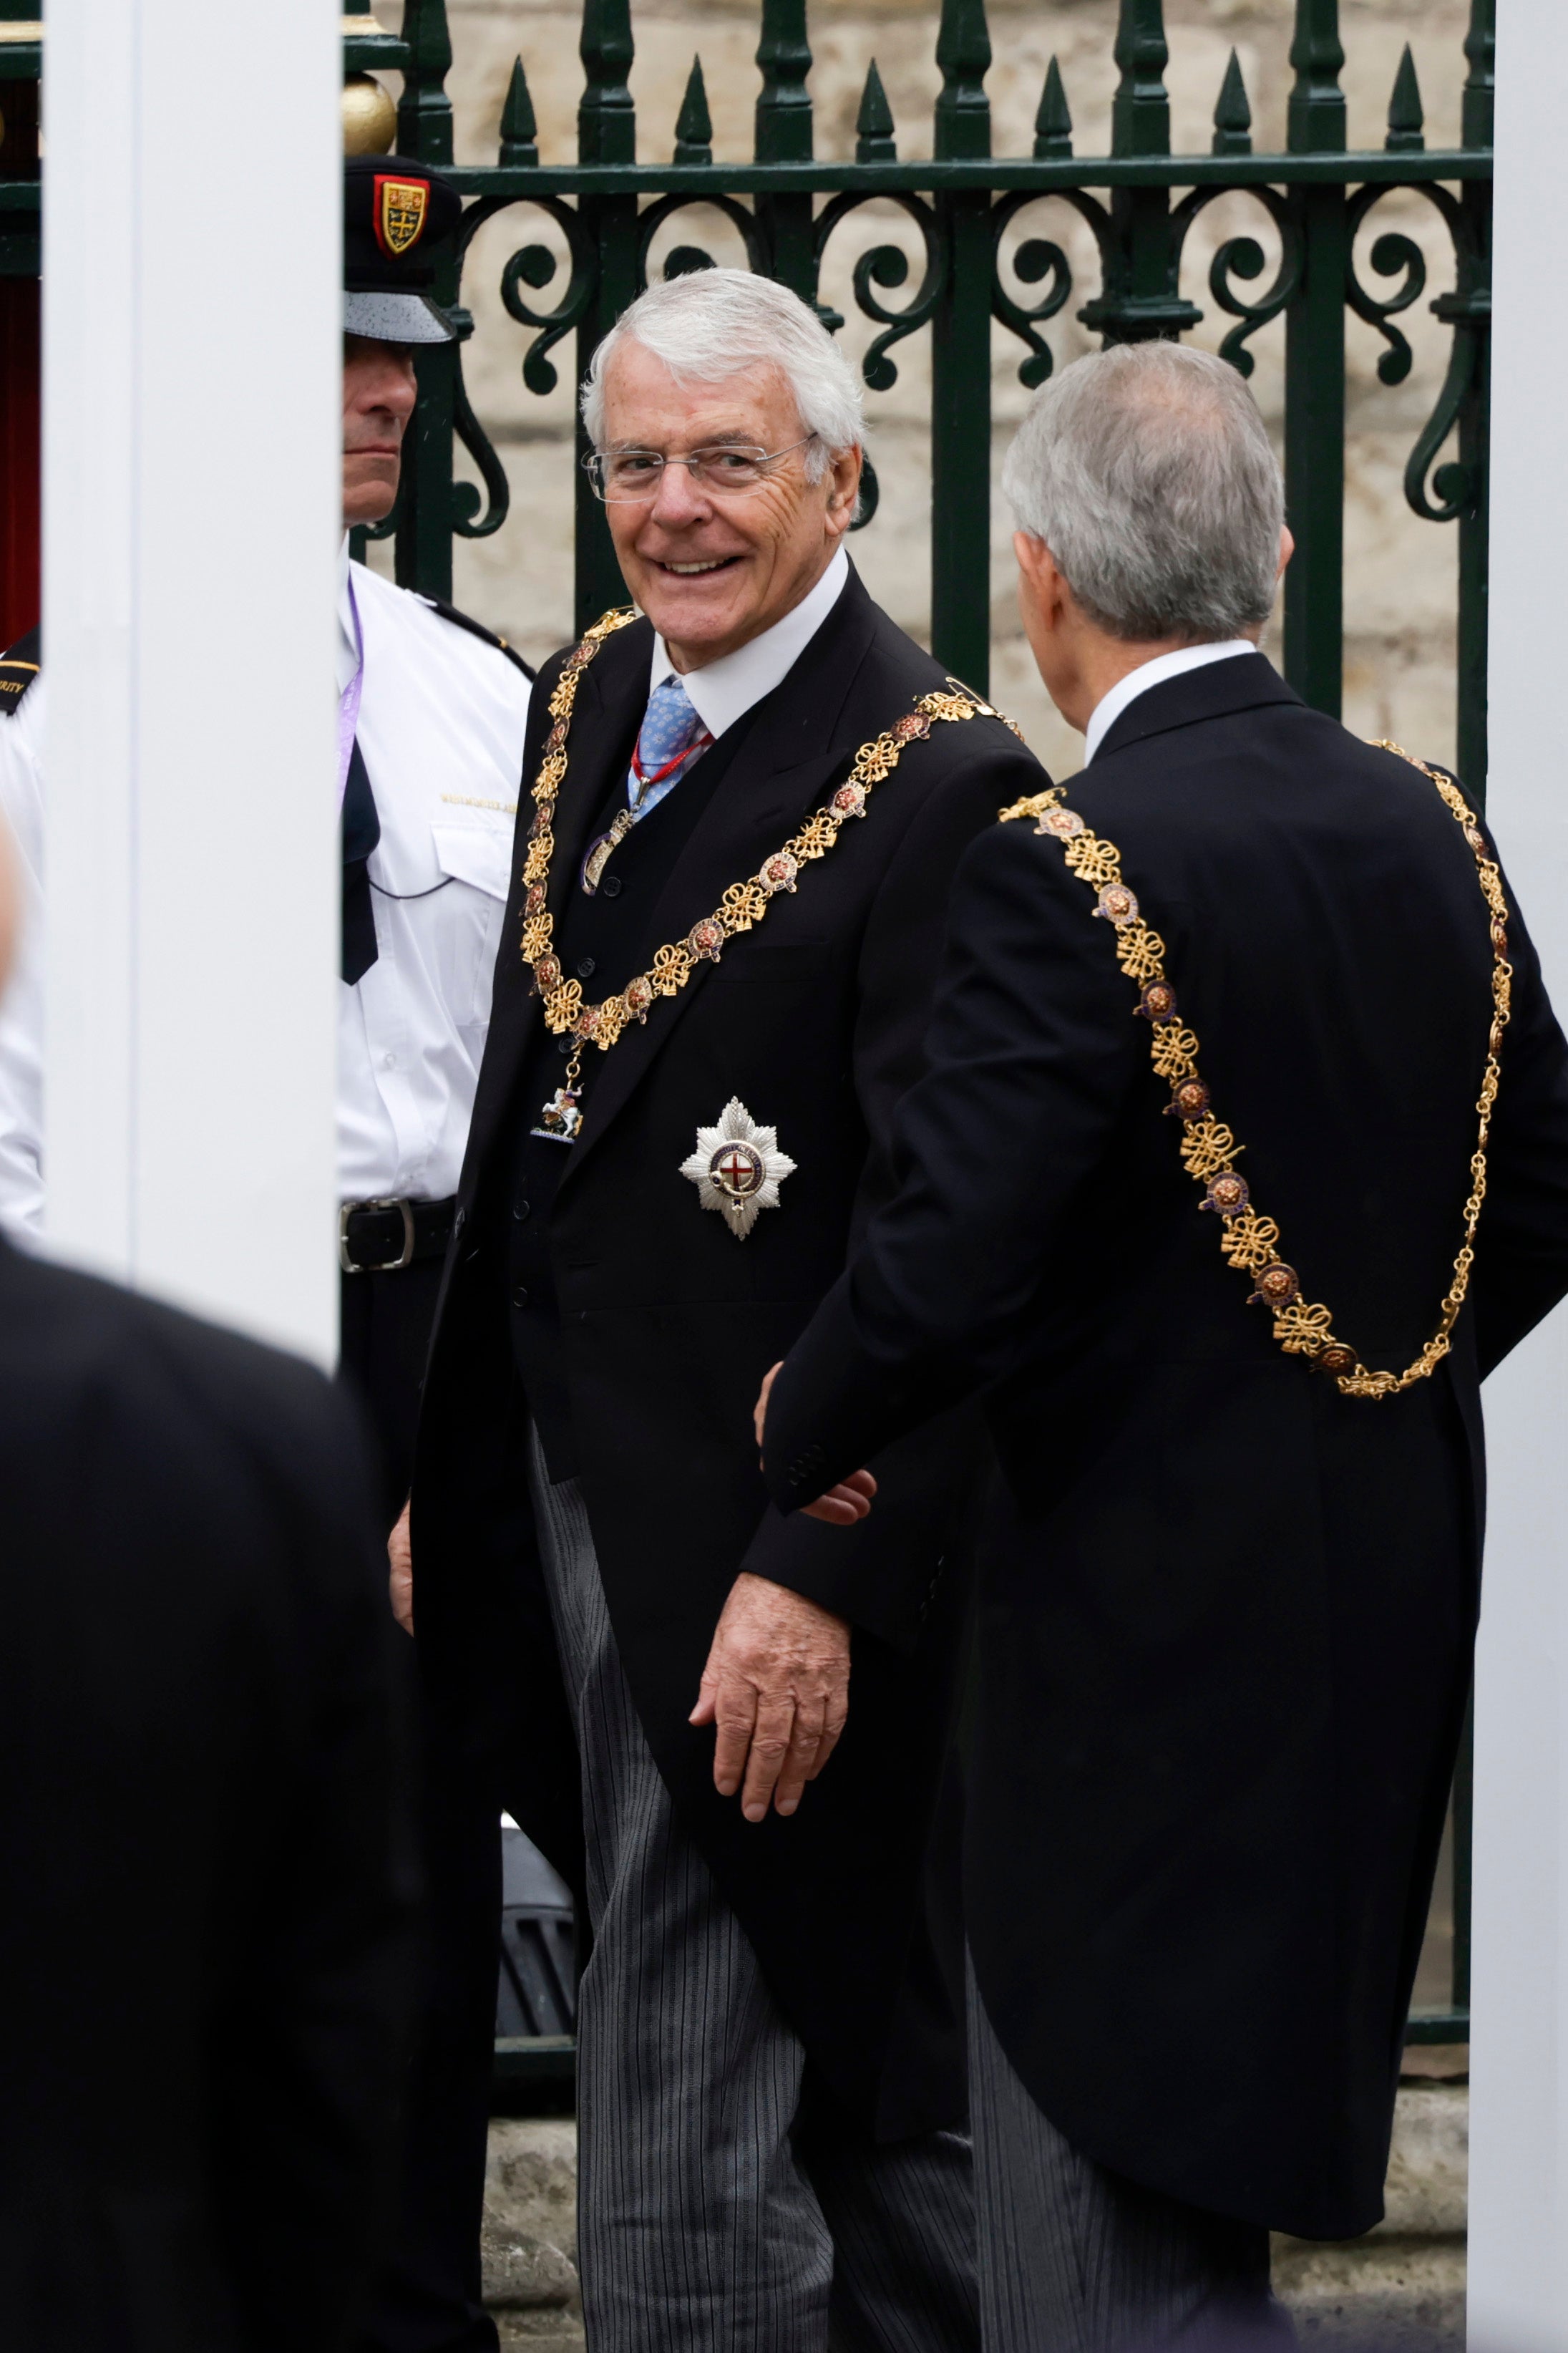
0;626;40;719
418;594;535;682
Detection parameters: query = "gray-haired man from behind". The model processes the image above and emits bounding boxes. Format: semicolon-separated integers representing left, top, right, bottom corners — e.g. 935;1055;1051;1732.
752;337;1568;2348
397;266;1049;2348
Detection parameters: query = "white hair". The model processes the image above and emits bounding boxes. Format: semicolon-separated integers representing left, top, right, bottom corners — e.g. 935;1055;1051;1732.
580;267;865;480
1001;341;1285;642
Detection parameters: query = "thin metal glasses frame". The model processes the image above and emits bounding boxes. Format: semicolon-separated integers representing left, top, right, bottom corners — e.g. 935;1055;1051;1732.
584;432;820;500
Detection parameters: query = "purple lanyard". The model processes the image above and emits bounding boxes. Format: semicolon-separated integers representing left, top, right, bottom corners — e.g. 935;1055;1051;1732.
337;571;365;811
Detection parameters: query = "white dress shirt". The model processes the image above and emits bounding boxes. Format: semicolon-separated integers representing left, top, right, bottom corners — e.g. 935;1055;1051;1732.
1084;639;1256;766
646;543;849;742
0;555;533;1238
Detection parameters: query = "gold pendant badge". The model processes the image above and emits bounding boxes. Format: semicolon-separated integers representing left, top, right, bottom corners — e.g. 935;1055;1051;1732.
374;176;429;258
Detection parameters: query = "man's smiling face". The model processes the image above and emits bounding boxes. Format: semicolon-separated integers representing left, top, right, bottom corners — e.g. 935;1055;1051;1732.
598;339;860;671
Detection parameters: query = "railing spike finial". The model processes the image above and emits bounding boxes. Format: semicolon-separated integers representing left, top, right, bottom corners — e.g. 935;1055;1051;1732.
675;57;714;166
1110;0;1170;159
1385;44;1424;152
1034;57;1072;160
934;0;992;162
579;0;636;166
855;61;897;165
396;0;454;165
500;57;539;168
755;0;814;165
1463;0;1494;149
1212;49;1252;157
1287;0;1346;154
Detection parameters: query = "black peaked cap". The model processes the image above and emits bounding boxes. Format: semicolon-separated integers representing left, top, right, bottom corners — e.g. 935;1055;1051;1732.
344;153;462;344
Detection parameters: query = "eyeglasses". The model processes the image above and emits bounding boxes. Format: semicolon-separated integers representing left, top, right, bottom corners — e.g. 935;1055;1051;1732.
584;435;817;503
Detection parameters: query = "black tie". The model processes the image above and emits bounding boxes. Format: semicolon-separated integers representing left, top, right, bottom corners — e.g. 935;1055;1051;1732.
341;738;381;986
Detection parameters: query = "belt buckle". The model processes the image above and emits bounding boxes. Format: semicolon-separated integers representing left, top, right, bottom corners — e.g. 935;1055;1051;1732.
339;1196;417;1274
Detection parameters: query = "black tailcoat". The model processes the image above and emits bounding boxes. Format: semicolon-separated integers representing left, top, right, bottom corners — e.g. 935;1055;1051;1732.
0;1238;417;2352
761;655;1568;2233
412;568;1046;2137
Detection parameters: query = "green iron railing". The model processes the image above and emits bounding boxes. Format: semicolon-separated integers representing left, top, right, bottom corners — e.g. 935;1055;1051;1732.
0;0;1487;2054
364;0;1492;807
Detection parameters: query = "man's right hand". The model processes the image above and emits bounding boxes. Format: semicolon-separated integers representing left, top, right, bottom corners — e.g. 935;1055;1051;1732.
755;1360;877;1525
389;1503;414;1636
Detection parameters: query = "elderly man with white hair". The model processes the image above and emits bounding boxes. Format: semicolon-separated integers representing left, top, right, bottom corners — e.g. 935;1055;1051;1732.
396;268;1046;2348
756;339;1568;2345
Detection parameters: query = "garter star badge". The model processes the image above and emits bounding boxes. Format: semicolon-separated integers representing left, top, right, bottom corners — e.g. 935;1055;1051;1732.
681;1097;797;1241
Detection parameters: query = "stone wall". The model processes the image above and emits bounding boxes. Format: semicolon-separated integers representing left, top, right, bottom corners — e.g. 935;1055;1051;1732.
365;0;1479;785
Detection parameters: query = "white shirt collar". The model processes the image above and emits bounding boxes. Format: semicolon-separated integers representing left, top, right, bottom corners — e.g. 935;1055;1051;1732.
647;545;851;739
1083;639;1257;766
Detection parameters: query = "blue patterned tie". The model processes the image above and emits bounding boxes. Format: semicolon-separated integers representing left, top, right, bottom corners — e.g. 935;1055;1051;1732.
628;674;711;822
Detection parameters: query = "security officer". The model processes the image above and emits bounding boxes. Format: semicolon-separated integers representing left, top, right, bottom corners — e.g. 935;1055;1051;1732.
0;153;534;1521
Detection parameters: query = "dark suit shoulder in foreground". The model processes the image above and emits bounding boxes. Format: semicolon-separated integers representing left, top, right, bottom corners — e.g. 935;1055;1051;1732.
0;1239;417;2353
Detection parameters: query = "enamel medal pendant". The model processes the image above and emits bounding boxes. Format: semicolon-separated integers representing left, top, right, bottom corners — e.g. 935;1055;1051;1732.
531;1085;583;1144
681;1097;797;1239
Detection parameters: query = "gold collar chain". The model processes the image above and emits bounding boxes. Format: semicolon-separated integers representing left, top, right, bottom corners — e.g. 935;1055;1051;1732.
520;604;1016;1105
1001;744;1511;1399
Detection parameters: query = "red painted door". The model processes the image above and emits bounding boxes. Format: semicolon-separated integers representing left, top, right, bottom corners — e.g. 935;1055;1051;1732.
0;273;39;651
0;74;40;652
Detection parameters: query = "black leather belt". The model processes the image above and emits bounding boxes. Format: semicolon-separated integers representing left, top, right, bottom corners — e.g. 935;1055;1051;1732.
339;1194;458;1275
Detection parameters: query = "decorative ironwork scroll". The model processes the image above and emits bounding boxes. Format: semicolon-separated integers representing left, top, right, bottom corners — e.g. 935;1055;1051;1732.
354;0;1489;797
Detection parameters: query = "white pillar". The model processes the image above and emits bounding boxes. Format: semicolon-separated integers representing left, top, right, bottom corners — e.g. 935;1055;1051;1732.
1467;4;1568;2342
42;0;341;1364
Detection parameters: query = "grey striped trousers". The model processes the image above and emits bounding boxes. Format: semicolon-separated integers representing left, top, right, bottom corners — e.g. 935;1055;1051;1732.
527;1433;978;2353
967;1959;1297;2352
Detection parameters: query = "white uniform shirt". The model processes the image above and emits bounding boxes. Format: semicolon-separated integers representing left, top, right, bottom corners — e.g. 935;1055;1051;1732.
338;555;532;1203
0;560;533;1237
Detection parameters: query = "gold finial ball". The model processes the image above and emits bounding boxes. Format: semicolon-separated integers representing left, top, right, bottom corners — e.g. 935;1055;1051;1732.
342;74;398;156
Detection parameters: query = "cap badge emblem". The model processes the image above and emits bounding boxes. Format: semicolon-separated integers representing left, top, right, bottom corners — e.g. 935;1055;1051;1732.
680;1097;797;1241
375;176;429;258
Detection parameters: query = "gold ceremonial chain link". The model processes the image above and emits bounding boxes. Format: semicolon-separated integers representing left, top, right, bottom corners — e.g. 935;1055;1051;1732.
1000;744;1513;1399
521;604;1019;1098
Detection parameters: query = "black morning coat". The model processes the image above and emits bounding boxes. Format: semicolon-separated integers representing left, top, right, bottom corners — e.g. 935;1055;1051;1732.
410;564;1046;2140
761;653;1568;2239
0;1238;419;2352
